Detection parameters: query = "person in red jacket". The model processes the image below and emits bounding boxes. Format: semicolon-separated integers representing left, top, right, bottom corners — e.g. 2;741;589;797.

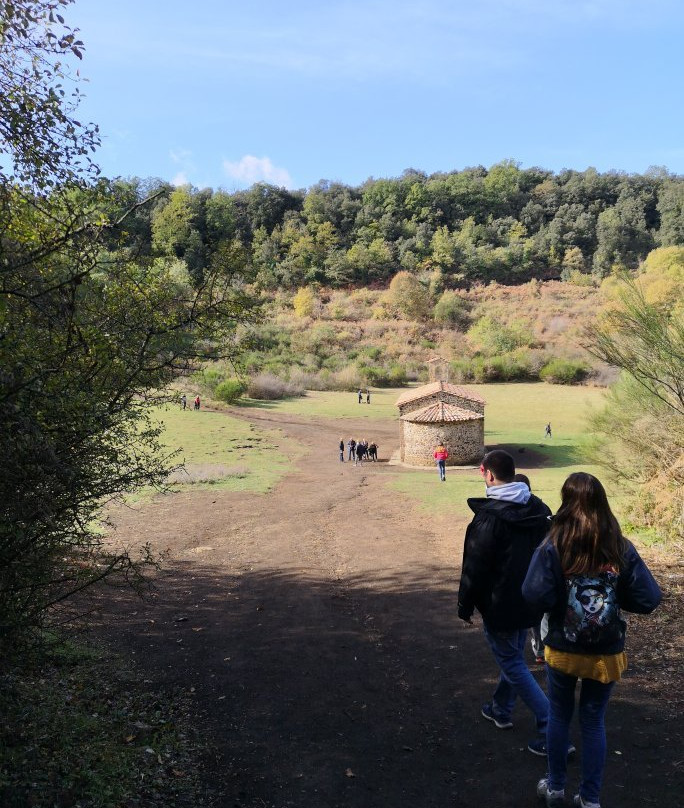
433;442;448;482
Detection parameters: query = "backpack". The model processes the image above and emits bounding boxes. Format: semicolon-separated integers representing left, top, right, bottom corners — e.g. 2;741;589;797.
563;569;624;649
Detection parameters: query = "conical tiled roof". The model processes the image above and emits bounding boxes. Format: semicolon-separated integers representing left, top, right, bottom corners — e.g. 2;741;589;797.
400;401;484;423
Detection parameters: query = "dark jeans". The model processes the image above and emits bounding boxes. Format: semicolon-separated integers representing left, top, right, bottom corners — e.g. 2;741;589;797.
483;625;549;735
437;459;446;480
546;665;614;804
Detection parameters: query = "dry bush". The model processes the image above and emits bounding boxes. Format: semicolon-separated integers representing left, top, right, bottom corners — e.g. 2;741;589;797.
247;373;305;400
544;315;570;336
288;367;328;391
330;365;364;391
586;363;620;387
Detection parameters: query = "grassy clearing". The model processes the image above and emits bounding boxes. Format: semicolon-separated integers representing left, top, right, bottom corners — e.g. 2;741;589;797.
238;382;605;430
243;382;607;517
163;382;621;524
152;405;299;494
390;383;606;517
235;387;402;420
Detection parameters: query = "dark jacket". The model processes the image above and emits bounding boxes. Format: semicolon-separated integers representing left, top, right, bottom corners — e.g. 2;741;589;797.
522;539;661;655
457;493;552;630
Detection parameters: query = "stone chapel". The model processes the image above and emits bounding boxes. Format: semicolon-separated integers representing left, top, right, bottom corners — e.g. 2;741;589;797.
395;359;486;466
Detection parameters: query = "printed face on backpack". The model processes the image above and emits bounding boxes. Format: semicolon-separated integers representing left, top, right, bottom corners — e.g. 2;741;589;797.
578;588;605;615
563;571;623;648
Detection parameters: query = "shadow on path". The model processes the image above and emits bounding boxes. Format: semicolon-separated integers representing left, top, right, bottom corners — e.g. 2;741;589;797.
91;561;680;808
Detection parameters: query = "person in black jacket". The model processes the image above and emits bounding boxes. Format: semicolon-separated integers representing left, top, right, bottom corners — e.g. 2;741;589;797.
458;450;554;755
523;472;661;808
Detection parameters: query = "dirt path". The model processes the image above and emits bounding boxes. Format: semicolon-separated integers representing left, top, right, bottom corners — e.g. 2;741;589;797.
96;409;682;808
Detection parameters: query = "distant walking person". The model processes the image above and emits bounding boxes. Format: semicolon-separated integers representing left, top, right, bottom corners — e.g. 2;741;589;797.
339;438;345;462
368;442;378;461
433;442;449;482
545;422;552;438
194;395;201;411
366;389;371;404
180;394;187;410
358;389;363;404
523;472;661;808
348;438;356;461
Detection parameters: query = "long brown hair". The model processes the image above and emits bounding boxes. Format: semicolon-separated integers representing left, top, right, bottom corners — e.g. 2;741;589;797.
549;472;627;575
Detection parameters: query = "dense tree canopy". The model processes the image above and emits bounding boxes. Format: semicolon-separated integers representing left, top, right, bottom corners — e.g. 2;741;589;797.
107;162;684;291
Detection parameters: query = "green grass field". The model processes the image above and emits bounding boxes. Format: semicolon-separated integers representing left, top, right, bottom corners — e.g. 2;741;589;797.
151;405;299;493
154;383;610;518
389;383;606;517
238;382;607;517
235;387;403;419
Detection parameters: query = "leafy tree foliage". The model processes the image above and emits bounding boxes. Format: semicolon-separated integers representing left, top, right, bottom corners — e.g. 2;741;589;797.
0;1;255;646
292;286;316;318
467;315;535;355
432;290;470;327
657;181;684;247
387;271;431;320
79;161;684;291
0;0;99;190
588;260;684;541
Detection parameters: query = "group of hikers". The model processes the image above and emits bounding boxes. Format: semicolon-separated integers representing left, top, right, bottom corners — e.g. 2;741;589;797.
340;437;378;463
180;394;201;410
458;449;661;808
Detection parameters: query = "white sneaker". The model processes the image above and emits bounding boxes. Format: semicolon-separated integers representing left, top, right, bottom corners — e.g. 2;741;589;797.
573;795;600;808
537;778;565;807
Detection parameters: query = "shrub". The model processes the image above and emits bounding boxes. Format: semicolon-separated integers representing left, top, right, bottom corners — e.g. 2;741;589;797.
247;373;305;400
194;367;225;395
289;367;328;391
433;290;470;328
361;345;383;360
540;358;588;384
467;315;535;354
388;271;432;320
563;269;596;287
214;378;246;403
449;352;534;383
330;364;363;391
361;363;407;387
293;286;316;318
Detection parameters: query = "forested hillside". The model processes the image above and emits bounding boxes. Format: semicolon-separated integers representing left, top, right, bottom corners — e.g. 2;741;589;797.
101;162;684;289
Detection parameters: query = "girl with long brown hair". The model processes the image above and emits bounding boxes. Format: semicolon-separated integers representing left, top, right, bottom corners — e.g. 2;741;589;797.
523;473;661;808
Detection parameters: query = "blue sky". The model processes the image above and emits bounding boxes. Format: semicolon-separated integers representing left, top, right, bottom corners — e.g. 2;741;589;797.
73;0;684;191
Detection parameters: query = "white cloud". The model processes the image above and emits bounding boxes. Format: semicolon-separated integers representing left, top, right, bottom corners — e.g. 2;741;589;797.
171;171;189;186
170;148;193;165
222;155;292;189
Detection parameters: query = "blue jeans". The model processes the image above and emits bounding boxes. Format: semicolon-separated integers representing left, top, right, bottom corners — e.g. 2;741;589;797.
437;459;446;480
546;666;614;804
483;625;549;735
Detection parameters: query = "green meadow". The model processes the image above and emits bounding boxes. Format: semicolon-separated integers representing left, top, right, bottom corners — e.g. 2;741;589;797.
241;382;607;517
151;405;299;493
235;387;403;419
154;383;608;516
389;382;606;518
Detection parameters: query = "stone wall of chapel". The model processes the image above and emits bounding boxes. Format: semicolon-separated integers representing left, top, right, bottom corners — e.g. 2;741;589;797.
400;420;485;466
